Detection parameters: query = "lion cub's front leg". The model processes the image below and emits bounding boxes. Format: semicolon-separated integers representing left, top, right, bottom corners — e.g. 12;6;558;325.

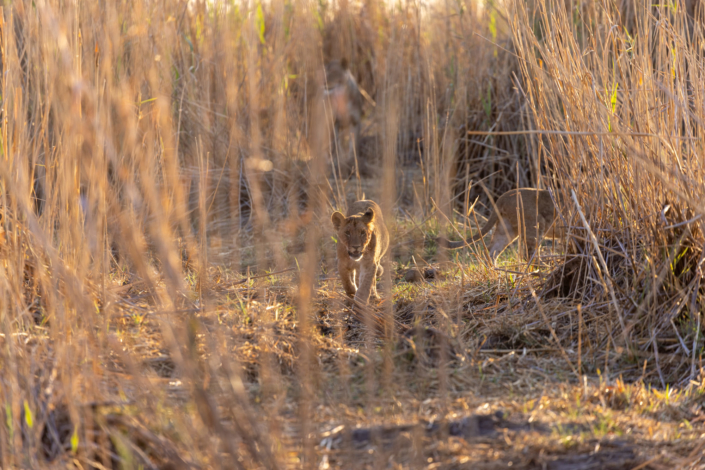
337;248;358;298
353;259;377;304
368;263;383;300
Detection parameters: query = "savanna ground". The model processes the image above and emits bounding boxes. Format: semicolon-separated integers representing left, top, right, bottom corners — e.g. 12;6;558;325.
0;0;705;468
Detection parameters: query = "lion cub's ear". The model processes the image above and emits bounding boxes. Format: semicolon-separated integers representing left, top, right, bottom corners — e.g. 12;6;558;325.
361;208;375;224
331;211;346;230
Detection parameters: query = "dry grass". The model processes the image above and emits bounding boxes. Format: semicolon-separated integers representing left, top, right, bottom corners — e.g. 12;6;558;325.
0;0;704;468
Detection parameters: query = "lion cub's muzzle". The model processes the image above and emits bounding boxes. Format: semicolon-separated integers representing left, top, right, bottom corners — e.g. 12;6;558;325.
348;250;363;261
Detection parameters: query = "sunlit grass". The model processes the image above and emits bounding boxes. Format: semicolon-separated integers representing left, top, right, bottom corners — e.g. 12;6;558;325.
0;0;704;467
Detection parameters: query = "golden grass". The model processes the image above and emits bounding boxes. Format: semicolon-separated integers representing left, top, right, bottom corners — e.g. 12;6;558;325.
0;0;704;468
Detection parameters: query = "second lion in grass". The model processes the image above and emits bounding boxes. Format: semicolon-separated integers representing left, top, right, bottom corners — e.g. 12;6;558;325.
331;200;389;305
324;59;363;176
439;188;565;265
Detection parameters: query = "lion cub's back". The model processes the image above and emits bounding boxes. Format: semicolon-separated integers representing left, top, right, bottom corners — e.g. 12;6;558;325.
346;200;383;220
498;189;557;219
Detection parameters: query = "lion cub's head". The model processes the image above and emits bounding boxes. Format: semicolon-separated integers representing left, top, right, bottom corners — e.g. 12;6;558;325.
331;208;375;261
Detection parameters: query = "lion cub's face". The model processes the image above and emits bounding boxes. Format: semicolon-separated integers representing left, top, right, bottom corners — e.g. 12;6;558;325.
331;209;375;261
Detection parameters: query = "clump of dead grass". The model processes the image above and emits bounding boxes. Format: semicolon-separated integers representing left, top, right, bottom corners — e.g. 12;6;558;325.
511;0;705;386
1;0;705;467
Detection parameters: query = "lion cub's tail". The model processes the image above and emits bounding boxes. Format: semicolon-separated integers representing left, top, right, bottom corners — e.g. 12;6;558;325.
435;211;498;249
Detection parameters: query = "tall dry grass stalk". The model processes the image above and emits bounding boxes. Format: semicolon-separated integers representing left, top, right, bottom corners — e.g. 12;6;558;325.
0;0;514;466
511;0;705;384
3;0;702;466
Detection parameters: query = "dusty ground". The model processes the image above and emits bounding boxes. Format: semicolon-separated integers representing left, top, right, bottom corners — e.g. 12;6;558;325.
95;222;705;469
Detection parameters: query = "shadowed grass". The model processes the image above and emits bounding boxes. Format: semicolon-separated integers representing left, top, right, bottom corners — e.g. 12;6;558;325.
0;0;703;468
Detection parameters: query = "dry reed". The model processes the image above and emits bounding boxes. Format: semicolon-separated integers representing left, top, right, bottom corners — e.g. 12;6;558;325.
0;0;703;468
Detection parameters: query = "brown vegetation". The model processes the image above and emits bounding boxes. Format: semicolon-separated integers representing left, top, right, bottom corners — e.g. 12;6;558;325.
0;0;703;468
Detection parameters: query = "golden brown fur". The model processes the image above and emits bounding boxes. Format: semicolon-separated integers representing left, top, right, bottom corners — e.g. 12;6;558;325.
439;188;564;265
331;200;389;304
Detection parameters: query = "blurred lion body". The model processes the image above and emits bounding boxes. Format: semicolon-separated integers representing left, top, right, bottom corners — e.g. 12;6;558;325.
440;188;564;264
331;200;389;304
324;59;363;175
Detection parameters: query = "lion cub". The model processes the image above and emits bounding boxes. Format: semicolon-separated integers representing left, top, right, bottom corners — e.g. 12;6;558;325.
331;200;389;304
440;188;564;265
324;59;363;174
